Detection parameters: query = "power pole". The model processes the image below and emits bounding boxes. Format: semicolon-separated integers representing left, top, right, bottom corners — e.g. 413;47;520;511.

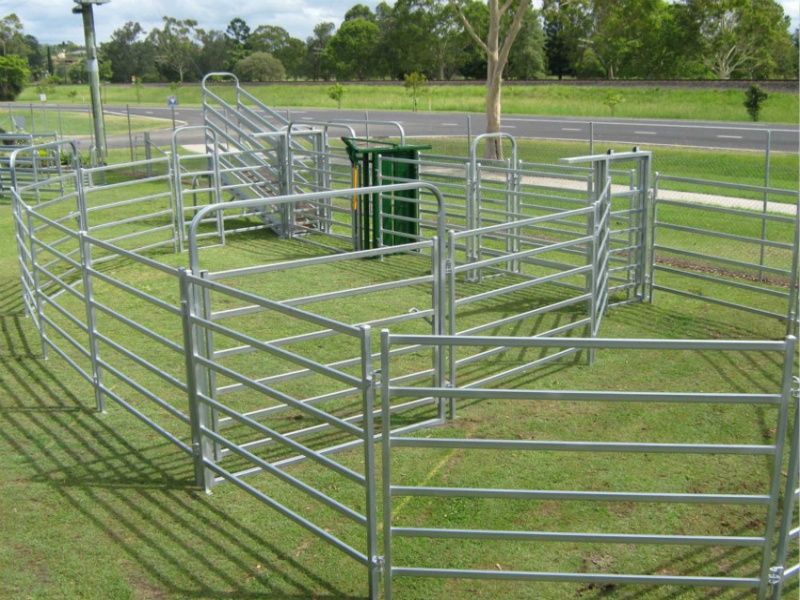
73;0;110;163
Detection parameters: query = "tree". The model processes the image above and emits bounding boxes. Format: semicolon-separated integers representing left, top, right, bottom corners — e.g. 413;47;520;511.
451;0;532;159
344;4;377;21
404;71;428;110
305;22;335;80
197;29;232;74
100;22;157;83
148;17;201;83
0;54;29;100
325;18;381;80
0;14;27;57
234;52;285;81
743;84;768;120
248;25;306;79
542;0;591;79
226;17;251;46
506;9;546;79
684;0;796;79
328;82;345;108
378;0;464;79
67;56;112;84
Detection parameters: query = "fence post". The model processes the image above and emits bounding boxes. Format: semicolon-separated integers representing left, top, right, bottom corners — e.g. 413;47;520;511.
589;121;594;154
26;209;48;359
126;104;134;164
144;132;153;178
179;268;214;492
587;201;599;365
769;376;799;599
759;129;771;280
380;328;394;600
359;325;380;600
79;232;105;413
757;335;797;599
636;154;651;302
446;230;457;419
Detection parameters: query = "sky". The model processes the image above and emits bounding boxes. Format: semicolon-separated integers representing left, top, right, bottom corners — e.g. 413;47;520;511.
2;0;798;46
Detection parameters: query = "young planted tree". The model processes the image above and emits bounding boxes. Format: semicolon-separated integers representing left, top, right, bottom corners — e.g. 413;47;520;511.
328;83;345;109
404;71;428;111
451;0;532;159
743;84;768;121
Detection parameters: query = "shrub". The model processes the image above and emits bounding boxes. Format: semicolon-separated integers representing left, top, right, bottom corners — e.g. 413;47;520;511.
234;52;286;82
0;55;30;101
743;84;768;121
328;83;345;109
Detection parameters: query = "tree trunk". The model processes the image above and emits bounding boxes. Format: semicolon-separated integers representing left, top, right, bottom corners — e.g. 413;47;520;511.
485;58;503;159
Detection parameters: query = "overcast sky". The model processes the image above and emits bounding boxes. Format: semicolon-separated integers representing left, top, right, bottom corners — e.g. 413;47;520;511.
2;0;798;46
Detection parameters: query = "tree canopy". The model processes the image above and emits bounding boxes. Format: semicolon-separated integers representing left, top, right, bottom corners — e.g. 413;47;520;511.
3;1;797;87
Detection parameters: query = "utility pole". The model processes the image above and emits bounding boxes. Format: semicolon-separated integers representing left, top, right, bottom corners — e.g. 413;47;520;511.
73;0;109;163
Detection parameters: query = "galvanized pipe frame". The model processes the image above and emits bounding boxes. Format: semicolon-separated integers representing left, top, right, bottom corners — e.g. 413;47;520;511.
650;173;800;332
8;131;800;599
380;332;799;600
184;183;450;439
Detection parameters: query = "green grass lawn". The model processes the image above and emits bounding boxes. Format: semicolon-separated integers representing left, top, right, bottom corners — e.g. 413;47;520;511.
0;107;171;138
0;149;797;599
418;137;799;199
15;82;800;124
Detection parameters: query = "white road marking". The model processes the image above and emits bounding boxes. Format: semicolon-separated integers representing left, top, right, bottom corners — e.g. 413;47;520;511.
500;125;516;129
634;131;657;135
441;123;460;126
145;111;154;114
301;116;314;120
717;135;743;139
561;127;582;131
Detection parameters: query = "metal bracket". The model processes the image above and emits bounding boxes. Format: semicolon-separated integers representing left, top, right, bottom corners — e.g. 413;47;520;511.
375;555;386;574
768;565;784;585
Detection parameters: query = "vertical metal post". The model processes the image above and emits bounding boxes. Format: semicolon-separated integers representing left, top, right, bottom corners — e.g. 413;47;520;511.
786;193;800;335
200;270;221;462
380;328;393;600
126;104;134;164
466;114;472;153
636;155;651;301
144;132;153;178
364;110;370;140
648;172;660;303
359;325;380;600
587;201;599;365
757;335;797;599
57;106;64;138
431;236;445;421
179;269;214;492
589;121;594;154
170;149;184;252
446;230;457;419
376;155;384;248
769;377;799;599
79;232;104;412
27;209;48;359
759;130;771;279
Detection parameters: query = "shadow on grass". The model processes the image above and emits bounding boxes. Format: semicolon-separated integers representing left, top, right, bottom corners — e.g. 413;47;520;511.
0;336;363;598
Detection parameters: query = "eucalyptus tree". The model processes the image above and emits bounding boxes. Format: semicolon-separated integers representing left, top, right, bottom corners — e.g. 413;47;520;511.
451;0;532;158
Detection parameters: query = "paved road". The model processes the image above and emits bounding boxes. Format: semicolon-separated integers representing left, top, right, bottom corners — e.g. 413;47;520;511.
9;103;798;153
121;105;799;153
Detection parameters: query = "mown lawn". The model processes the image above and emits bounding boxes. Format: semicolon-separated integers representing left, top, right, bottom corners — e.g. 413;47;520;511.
15;82;799;124
0;149;797;599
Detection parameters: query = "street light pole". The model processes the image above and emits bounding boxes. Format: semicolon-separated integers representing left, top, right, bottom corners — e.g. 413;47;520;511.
73;0;109;164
